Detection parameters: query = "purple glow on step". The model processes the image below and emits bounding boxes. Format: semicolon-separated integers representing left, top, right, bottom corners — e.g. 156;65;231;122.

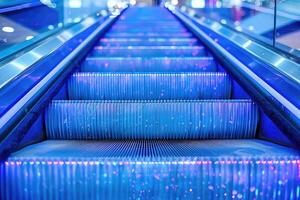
2;157;300;199
82;57;217;72
68;72;231;100
4;159;300;166
45;100;258;140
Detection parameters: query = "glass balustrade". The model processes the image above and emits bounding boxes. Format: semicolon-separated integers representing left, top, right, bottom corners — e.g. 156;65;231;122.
172;0;300;58
0;0;127;61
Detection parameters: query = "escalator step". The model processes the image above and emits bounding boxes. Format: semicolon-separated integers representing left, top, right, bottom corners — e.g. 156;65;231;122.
119;19;178;22
91;46;206;57
103;32;194;38
108;28;188;33
99;38;199;46
82;57;216;72
2;140;299;200
109;26;186;30
113;22;184;27
68;72;231;100
45;100;258;140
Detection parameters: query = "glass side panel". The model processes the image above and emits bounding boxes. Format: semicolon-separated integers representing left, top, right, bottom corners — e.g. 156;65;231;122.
0;1;63;51
181;0;275;45
275;0;300;57
176;0;300;58
63;0;108;25
0;0;113;61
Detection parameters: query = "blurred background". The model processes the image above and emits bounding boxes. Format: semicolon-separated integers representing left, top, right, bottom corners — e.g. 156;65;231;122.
177;0;300;57
0;0;299;59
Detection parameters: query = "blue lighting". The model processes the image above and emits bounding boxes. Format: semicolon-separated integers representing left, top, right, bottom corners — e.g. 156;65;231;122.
1;140;300;199
68;72;232;100
1;5;299;200
45;100;258;139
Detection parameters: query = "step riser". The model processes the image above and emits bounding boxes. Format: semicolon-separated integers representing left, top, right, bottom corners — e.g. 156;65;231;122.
68;73;231;100
108;29;188;33
119;19;178;21
113;23;184;28
104;33;194;38
45;100;258;140
119;19;178;22
2;159;299;200
100;38;198;42
99;41;199;46
91;47;206;57
110;26;185;30
82;57;217;72
109;26;188;30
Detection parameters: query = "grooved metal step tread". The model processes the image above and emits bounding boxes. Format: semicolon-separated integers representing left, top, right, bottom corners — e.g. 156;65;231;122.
5;139;299;159
103;33;194;38
45;100;258;140
82;57;216;72
91;46;206;57
2;139;299;199
108;28;188;33
99;38;199;46
68;72;231;100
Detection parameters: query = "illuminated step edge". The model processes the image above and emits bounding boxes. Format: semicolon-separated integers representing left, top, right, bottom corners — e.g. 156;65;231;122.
90;46;206;57
112;23;184;27
82;57;217;72
99;38;198;42
118;18;179;21
1;156;299;199
113;21;183;23
118;19;179;22
109;27;187;31
68;72;231;100
2;140;299;199
2;163;299;200
45;100;258;140
98;38;199;46
108;28;188;33
110;23;185;26
103;33;194;38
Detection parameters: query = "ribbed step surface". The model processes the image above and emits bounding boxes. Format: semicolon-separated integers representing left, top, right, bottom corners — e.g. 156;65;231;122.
82;57;216;72
99;38;199;46
1;140;299;200
45;100;258;140
91;46;206;57
109;26;186;30
113;22;183;27
108;28;188;33
104;33;194;38
68;72;231;100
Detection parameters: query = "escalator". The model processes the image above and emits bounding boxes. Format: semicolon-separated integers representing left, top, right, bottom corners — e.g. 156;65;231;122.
1;7;300;199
